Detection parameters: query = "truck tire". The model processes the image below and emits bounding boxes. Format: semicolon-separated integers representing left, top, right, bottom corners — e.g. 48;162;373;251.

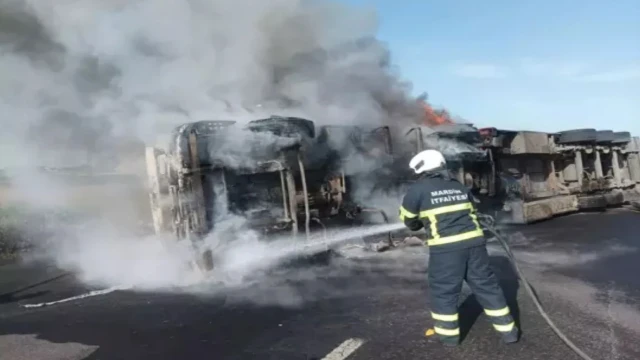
595;130;615;143
247;116;316;138
612;131;631;144
191;120;237;135
577;194;607;209
604;191;624;206
556;129;597;144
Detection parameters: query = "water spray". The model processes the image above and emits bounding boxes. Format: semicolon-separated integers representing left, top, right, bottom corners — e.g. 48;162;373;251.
209;222;406;281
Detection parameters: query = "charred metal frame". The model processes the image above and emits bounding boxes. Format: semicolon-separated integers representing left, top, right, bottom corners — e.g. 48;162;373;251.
157;119;351;241
297;152;310;239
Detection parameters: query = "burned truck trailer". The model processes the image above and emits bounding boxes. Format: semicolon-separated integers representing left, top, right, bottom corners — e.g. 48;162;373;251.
145;116;399;245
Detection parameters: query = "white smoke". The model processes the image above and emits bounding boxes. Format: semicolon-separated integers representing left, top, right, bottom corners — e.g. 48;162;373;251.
1;0;425;168
0;0;470;302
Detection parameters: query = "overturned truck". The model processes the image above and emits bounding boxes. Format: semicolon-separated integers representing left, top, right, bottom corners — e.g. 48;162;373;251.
145;117;404;244
145;116;640;264
475;128;640;223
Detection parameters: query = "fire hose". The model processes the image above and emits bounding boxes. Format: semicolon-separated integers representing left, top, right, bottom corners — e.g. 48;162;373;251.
478;214;595;360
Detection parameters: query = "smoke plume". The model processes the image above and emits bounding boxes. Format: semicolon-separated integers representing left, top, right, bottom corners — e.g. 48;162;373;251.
0;0;425;170
0;0;465;302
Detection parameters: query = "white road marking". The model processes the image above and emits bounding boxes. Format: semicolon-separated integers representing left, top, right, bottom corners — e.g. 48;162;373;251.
21;285;132;308
321;338;365;360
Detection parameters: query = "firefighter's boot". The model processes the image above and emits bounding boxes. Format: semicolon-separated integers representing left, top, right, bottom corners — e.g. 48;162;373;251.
425;328;459;347
501;326;520;344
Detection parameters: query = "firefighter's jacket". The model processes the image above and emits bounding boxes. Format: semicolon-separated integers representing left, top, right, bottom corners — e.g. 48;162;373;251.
399;172;485;253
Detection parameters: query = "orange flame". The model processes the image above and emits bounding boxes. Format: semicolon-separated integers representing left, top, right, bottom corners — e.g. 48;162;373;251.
418;100;453;127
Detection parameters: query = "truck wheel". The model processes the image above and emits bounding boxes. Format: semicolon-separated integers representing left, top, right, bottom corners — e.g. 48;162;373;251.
247;116;316;139
612;131;631;144
595;130;615;143
604;191;624;206
556;129;597;144
577;194;607;210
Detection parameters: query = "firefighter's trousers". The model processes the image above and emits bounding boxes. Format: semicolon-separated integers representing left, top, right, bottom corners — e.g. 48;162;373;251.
427;244;517;343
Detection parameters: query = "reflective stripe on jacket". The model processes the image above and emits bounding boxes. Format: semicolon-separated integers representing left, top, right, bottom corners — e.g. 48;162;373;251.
399;173;485;253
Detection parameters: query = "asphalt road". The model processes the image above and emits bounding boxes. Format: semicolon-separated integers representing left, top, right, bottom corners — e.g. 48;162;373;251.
1;209;640;360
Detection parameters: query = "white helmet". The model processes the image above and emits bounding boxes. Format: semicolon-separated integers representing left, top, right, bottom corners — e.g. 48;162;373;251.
409;149;446;174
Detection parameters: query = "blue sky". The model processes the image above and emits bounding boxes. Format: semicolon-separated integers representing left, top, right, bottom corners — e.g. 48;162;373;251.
343;0;640;134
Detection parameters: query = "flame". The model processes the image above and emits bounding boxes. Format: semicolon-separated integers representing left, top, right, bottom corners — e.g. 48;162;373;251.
420;100;453;127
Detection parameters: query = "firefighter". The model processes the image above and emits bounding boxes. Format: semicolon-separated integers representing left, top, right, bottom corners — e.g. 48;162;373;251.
399;149;519;347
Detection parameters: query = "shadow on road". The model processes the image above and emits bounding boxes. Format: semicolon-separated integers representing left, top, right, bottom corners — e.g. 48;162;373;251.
459;255;521;343
0;290;51;305
0;272;69;301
